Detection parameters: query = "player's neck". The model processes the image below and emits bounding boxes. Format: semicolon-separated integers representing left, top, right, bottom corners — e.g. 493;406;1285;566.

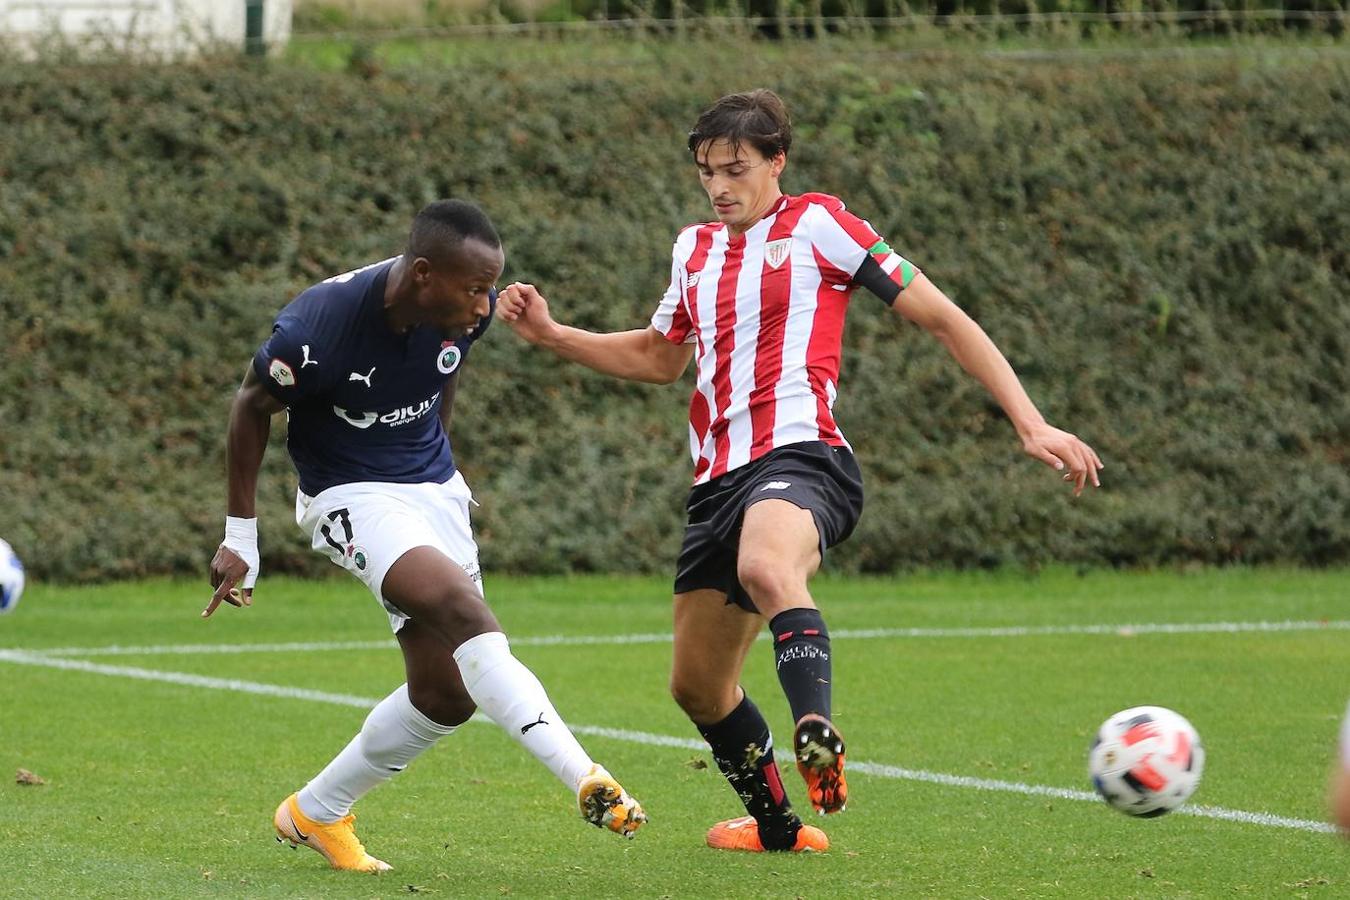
382;257;416;335
727;189;785;236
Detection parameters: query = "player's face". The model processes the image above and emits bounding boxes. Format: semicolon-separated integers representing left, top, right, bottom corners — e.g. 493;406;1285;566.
694;139;786;232
417;238;504;336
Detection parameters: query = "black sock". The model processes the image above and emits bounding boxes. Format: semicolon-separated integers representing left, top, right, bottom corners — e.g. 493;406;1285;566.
770;607;833;724
696;693;801;850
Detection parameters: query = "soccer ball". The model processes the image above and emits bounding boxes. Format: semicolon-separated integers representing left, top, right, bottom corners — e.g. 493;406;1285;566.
0;539;25;614
1088;705;1204;817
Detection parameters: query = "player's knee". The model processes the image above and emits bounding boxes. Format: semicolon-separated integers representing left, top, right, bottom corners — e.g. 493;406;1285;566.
401;583;499;646
438;585;499;643
407;682;475;728
736;554;793;608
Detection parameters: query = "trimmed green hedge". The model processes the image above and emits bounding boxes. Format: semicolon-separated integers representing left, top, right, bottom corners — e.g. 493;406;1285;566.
1;45;1347;581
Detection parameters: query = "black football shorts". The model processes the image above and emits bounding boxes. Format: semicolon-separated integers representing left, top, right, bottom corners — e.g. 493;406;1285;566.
673;440;864;613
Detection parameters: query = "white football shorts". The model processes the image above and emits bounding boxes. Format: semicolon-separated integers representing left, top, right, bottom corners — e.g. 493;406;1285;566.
295;473;483;633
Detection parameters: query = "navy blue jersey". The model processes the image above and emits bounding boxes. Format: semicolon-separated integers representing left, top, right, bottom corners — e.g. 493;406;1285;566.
252;257;494;496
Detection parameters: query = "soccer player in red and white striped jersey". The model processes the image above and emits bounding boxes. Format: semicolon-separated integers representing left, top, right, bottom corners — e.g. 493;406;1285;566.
652;184;920;485
500;89;1102;853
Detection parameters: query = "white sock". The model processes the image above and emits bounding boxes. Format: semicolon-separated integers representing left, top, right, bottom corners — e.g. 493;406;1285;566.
452;631;595;792
296;683;458;823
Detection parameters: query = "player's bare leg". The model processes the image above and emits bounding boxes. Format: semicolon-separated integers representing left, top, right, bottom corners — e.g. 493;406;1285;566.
384;547;645;836
670;590;761;726
738;499;847;815
673;590;827;851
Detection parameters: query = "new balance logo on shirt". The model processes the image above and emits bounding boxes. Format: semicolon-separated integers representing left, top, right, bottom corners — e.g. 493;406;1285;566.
760;481;792;492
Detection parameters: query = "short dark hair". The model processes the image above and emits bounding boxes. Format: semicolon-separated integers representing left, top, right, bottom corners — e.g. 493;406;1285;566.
687;89;792;163
407;199;501;269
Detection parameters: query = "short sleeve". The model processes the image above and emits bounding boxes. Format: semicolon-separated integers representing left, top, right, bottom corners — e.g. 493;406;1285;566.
251;316;331;406
808;197;921;296
650;247;696;345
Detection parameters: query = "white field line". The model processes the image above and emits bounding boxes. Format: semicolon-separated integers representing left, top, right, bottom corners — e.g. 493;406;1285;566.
0;649;1335;835
13;618;1350;659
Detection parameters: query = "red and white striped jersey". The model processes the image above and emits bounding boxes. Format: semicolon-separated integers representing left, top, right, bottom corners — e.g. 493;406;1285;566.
651;192;919;485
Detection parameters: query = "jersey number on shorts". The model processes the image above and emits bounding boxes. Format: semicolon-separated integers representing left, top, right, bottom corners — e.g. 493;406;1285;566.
320;508;354;555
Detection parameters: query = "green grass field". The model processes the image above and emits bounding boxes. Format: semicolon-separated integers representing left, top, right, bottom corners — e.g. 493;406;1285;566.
2;569;1347;897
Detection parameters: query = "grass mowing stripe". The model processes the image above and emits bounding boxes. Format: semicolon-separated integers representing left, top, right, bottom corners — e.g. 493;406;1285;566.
836;620;1350;638
15;618;1350;657
17;639;402;657
842;761;1337;833
0;650;377;708
0;649;1335;835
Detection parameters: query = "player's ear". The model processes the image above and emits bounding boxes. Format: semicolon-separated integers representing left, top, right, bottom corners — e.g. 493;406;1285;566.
770;152;787;178
411;256;433;283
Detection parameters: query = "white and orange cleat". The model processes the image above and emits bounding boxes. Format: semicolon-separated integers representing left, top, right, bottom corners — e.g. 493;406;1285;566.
577;765;647;838
705;815;829;852
795;714;848;814
273;793;391;873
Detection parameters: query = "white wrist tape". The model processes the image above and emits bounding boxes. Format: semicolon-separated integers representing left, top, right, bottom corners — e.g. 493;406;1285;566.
223;516;260;590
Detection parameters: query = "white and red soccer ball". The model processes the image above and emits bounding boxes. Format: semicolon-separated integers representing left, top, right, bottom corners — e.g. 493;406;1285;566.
1089;705;1204;817
0;539;24;615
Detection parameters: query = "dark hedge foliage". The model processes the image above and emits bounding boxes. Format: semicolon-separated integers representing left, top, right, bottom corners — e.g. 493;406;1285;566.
1;47;1346;581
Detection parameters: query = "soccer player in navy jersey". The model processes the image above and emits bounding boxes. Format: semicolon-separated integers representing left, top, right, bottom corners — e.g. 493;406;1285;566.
205;200;645;873
499;91;1103;852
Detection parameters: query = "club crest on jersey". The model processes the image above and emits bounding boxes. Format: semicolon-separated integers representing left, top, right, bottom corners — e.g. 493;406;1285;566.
438;342;462;375
347;545;369;572
764;238;792;270
268;358;295;387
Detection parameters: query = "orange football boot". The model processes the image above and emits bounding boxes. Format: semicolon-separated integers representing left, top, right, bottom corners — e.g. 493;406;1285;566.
577;765;647;838
794;714;848;814
273;793;391;873
705;815;829;852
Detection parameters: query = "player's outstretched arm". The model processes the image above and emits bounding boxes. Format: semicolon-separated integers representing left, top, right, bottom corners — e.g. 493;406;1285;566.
891;274;1104;496
204;365;285;618
498;282;692;385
